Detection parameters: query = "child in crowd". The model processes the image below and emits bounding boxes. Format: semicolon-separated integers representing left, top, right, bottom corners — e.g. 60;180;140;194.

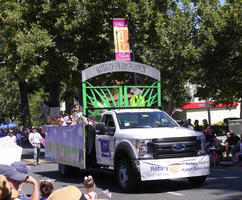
40;180;54;200
83;175;97;199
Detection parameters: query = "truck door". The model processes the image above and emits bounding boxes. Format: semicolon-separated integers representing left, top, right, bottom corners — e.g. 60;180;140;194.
96;114;115;166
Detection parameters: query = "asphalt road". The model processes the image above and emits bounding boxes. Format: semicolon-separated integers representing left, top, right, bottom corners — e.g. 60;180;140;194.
22;147;242;200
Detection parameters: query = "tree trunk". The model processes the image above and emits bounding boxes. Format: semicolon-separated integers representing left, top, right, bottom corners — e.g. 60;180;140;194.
48;83;60;107
19;81;31;128
167;94;175;116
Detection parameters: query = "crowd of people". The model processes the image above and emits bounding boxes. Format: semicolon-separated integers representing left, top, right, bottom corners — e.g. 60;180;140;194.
0;161;106;200
0;125;31;147
0;125;44;167
181;118;242;166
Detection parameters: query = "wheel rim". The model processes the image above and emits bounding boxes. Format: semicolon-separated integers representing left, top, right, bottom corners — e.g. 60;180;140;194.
119;164;128;188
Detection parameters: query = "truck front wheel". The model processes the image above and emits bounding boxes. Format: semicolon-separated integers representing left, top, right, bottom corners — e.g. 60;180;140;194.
116;159;137;192
188;176;206;186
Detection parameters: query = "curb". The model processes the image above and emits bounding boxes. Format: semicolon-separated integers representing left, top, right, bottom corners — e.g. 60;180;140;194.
232;162;242;168
219;161;242;168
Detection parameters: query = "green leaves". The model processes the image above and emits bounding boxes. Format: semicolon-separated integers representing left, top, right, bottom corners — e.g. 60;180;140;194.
0;0;241;121
192;0;242;106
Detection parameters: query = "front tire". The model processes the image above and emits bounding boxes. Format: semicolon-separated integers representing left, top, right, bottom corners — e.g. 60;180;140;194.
116;159;137;192
188;176;206;186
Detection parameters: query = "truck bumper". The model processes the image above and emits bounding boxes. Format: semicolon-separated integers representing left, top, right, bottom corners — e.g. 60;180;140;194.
134;155;210;181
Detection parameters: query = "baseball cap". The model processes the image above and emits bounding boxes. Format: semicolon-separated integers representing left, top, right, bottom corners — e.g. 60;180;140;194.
47;185;86;200
11;161;31;174
0;164;28;182
0;175;19;200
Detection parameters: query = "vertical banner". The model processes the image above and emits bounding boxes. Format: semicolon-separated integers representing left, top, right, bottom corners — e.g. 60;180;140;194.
113;18;130;61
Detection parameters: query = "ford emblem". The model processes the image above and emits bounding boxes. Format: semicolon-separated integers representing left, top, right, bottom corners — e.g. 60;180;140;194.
172;143;186;152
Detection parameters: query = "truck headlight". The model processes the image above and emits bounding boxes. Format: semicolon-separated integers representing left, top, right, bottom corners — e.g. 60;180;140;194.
197;135;207;155
136;140;152;158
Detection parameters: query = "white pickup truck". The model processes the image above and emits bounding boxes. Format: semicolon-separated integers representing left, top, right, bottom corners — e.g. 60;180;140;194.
46;108;210;192
46;61;209;191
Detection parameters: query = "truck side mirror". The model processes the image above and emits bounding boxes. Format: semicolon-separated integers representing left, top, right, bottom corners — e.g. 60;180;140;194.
96;123;106;135
108;127;116;136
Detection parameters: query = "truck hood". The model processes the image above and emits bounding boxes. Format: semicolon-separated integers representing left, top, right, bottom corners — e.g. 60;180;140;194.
116;127;203;139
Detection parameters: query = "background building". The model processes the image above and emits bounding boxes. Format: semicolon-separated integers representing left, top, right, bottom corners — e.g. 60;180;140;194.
172;84;241;125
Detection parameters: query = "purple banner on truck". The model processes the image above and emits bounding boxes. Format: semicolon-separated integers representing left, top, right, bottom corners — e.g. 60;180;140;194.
45;125;85;169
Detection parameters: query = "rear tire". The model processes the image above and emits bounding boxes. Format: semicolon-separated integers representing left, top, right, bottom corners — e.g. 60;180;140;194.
58;164;81;177
188;176;206;186
116;159;137;192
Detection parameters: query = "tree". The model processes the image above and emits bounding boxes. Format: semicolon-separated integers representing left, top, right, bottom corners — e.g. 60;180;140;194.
0;67;21;121
122;0;197;114
0;0;54;127
191;0;242;117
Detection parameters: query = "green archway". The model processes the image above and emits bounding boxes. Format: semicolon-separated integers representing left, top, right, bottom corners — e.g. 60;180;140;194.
82;60;161;116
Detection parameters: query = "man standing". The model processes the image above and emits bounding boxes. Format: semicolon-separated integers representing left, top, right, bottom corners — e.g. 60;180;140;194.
29;127;42;166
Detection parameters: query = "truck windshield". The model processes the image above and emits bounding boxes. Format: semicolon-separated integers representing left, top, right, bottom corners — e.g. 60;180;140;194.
116;111;178;129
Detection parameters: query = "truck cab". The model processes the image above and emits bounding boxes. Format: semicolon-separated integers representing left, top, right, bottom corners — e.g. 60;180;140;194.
94;109;209;191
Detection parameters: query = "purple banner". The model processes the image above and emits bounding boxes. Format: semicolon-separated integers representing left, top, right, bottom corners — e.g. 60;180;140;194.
113;18;130;61
45;125;85;169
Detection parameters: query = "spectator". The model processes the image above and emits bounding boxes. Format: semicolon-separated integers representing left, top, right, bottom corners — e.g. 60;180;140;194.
211;133;223;155
231;132;240;153
0;164;39;200
187;119;194;130
29;127;42;166
220;132;234;159
205;126;214;156
83;175;97;199
11;161;31;199
25;128;31;144
194;120;201;131
210;133;223;166
16;125;24;147
56;115;66;126
40;180;54;200
202;119;209;136
0;174;19;200
47;185;87;200
233;134;242;162
7;129;17;144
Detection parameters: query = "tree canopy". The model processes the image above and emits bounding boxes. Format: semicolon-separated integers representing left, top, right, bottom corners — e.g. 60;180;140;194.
0;0;241;125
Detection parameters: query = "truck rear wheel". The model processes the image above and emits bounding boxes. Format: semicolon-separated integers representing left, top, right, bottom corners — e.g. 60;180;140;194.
188;176;206;186
116;159;137;192
58;164;71;177
58;164;80;177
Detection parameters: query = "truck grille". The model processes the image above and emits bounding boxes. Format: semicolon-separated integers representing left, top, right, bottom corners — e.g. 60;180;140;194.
147;136;201;159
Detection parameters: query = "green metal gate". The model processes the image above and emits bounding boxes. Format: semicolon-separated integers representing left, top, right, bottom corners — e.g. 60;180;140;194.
81;61;161;117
